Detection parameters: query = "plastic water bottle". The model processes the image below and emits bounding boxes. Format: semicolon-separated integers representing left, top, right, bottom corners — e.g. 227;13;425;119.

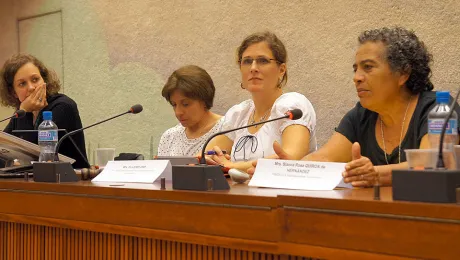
428;91;458;151
38;111;58;162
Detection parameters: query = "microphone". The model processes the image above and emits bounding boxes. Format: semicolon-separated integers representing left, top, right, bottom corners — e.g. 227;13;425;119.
392;90;460;203
33;104;143;183
55;104;143;158
0;109;26;123
199;109;303;164
172;109;303;191
12;129;91;168
129;104;143;114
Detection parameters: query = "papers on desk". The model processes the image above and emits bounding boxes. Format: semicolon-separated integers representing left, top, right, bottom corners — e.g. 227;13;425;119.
91;160;171;183
249;159;352;190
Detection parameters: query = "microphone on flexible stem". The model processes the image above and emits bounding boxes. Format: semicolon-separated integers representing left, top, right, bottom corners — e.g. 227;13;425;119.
173;109;303;191
54;104;143;158
12;129;91;168
392;89;460;203
0;109;26;123
33;104;143;183
199;109;302;165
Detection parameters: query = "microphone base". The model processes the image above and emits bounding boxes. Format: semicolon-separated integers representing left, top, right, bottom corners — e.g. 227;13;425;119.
33;162;78;183
392;169;460;203
172;165;230;191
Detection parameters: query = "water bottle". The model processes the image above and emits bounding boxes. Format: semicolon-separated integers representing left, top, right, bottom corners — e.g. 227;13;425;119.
428;91;458;151
38;111;58;162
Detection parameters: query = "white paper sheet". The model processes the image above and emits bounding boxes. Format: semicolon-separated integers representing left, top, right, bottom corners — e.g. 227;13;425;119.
249;159;351;190
91;160;171;183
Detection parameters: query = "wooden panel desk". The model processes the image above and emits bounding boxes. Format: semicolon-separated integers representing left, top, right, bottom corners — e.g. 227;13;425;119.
0;179;458;259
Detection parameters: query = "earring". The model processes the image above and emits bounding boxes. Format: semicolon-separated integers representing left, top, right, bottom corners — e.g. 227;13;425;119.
277;78;282;89
240;83;245;89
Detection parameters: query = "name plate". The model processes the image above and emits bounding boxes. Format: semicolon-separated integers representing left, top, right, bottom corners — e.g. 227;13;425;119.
91;160;172;183
249;159;352;190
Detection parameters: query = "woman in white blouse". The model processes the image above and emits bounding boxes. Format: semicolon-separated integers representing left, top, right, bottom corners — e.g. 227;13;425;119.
206;31;317;171
157;65;223;157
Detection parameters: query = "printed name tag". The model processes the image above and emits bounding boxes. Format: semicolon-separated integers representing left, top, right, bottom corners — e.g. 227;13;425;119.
92;160;171;183
249;159;351;190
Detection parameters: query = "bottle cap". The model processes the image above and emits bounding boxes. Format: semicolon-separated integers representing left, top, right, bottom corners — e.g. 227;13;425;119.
436;91;450;104
42;111;52;120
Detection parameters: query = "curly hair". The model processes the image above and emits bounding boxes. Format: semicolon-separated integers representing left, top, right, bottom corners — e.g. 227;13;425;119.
358;27;433;94
162;65;216;110
0;53;61;108
237;31;288;87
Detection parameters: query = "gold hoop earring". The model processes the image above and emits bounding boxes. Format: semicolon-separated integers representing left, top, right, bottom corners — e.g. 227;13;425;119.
240;83;245;89
277;78;282;89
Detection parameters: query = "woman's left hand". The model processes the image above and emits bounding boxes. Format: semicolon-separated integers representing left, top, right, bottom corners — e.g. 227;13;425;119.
343;142;379;187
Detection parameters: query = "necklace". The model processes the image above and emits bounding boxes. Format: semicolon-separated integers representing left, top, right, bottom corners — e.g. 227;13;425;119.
250;108;271;128
379;95;412;165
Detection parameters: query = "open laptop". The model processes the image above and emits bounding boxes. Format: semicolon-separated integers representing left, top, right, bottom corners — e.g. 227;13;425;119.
13;129;90;167
0;131;75;178
154;156;199;165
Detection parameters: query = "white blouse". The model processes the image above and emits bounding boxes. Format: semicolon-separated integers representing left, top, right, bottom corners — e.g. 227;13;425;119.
157;118;224;156
222;92;317;162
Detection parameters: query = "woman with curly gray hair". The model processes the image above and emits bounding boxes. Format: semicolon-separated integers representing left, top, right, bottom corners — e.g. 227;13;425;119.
257;27;460;187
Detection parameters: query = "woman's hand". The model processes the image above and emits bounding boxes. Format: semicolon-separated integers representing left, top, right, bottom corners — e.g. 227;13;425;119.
19;83;47;112
247;141;285;175
210;146;234;168
343;142;380;187
197;146;232;166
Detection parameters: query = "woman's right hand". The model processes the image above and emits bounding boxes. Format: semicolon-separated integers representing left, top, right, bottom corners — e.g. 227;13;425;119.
197;146;231;166
19;83;47;112
209;146;233;167
247;141;291;175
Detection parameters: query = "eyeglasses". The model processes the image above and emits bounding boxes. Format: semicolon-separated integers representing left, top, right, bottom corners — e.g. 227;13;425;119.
239;57;279;67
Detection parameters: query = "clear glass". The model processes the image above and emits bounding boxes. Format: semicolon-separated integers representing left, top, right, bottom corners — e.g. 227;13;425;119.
95;148;116;167
405;149;456;169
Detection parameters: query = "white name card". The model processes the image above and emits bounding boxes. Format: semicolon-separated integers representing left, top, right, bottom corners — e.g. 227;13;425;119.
91;160;172;183
249;159;352;190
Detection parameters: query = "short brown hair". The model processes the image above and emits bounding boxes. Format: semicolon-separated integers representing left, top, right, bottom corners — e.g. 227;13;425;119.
0;53;61;108
237;31;288;87
162;65;215;109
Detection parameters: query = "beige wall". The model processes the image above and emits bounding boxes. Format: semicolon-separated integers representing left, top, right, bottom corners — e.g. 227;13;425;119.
0;0;17;120
1;0;460;162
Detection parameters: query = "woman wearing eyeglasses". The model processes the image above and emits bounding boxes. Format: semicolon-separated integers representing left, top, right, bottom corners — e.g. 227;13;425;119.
206;31;317;172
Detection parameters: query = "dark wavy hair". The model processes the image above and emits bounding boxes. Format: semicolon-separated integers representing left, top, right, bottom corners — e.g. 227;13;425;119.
358;27;433;94
0;53;61;108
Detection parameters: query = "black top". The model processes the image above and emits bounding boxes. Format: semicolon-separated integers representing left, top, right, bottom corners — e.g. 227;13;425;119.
4;94;89;168
335;91;460;165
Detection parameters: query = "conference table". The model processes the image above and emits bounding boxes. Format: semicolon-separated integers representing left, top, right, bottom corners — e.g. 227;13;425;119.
0;178;459;260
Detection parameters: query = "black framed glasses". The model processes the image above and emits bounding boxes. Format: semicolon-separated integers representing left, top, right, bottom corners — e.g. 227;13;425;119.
239;57;279;67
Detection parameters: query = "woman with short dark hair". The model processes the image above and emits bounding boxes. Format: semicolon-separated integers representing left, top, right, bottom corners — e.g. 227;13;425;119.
157;65;223;156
